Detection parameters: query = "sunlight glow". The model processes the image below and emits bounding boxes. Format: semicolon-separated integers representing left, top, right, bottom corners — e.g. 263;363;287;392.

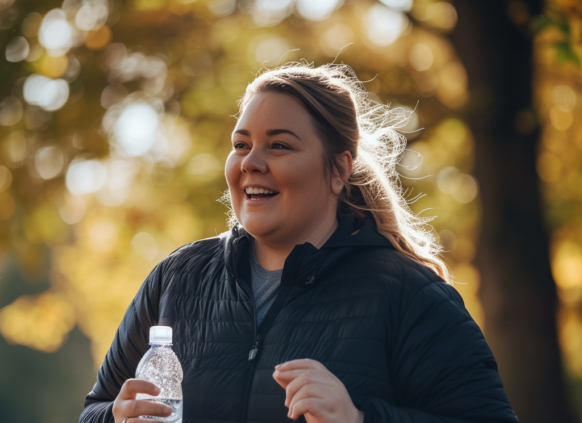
5;36;30;62
23;74;70;111
66;160;107;196
39;9;73;56
75;0;109;31
365;5;408;47
379;0;412;12
114;104;160;156
131;232;159;260
296;0;342;21
35;146;65;180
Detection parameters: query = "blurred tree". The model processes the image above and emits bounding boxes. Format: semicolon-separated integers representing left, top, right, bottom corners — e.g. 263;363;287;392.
1;0;581;422
446;0;576;421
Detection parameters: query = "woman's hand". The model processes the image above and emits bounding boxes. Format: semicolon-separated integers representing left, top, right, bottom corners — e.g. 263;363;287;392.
273;358;365;423
112;379;172;423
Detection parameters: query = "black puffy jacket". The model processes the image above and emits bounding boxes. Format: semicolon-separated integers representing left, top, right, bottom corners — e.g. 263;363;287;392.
80;216;519;423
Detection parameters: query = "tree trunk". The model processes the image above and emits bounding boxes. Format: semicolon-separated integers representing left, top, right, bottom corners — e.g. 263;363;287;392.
448;1;575;422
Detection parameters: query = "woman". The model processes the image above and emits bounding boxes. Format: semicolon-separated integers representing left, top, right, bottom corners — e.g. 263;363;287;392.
80;63;519;423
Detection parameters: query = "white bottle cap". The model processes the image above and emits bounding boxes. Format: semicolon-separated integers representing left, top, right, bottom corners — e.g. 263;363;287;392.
149;326;172;344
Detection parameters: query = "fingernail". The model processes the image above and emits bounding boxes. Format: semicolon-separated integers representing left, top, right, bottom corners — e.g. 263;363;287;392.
275;363;285;369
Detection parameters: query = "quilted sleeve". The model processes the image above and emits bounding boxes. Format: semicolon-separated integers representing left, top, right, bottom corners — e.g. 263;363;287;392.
78;261;165;423
358;277;519;423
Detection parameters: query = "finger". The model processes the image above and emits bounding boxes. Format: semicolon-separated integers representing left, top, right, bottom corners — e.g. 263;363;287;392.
272;371;289;390
286;378;326;411
122;419;167;423
119;379;161;399
272;369;298;390
125;399;173;418
273;369;308;381
274;369;335;391
275;358;324;372
284;371;312;407
289;397;326;420
273;369;309;391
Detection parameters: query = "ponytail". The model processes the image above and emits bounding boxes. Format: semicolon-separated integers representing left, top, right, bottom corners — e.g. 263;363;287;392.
239;61;453;284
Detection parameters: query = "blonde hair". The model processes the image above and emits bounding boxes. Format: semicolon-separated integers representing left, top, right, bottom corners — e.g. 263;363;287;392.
233;61;452;284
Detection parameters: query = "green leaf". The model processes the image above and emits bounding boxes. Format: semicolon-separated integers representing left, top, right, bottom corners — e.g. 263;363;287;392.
531;15;553;33
554;42;580;67
531;15;570;35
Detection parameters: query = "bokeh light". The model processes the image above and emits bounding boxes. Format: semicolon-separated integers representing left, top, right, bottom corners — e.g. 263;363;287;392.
57;192;86;225
0;96;23;126
75;0;109;31
380;0;413;12
296;0;343;21
38;9;73;56
410;43;434;71
2;131;27;166
0;292;76;353
0;0;581;419
5;36;30;62
131;232;159;261
253;0;293;26
95;158;138;206
35;146;66;180
65;160;107;196
113;103;160;157
0;165;12;193
319;23;354;57
23;74;70;111
365;4;409;47
252;36;290;65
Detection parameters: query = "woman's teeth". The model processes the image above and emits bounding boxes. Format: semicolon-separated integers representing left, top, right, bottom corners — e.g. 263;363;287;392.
245;187;277;194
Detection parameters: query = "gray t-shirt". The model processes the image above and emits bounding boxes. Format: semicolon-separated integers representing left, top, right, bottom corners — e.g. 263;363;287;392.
250;241;283;327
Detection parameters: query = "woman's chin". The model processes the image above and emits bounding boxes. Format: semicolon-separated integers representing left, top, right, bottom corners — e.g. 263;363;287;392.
239;217;278;238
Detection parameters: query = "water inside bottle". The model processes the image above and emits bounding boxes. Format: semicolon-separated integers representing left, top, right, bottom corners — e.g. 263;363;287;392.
136;344;183;422
139;398;183;423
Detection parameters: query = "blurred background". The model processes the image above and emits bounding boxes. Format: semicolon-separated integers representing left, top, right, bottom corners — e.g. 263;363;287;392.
0;0;580;422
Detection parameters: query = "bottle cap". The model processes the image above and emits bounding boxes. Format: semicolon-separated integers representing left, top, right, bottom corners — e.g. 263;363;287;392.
149;326;172;344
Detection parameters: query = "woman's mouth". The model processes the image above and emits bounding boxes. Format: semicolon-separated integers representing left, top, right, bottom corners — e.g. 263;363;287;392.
245;187;279;201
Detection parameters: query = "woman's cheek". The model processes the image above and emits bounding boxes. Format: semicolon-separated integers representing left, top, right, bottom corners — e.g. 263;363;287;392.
224;154;240;188
224;155;242;213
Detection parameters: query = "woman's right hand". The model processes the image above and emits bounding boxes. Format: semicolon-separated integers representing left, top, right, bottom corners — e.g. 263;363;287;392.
112;379;173;423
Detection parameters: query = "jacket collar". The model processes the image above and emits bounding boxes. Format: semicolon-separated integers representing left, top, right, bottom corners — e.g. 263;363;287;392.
224;215;394;288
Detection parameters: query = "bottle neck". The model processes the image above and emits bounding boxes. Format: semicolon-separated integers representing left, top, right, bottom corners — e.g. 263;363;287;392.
150;343;172;350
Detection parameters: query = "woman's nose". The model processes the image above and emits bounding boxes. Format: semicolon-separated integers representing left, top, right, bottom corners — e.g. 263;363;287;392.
241;146;268;174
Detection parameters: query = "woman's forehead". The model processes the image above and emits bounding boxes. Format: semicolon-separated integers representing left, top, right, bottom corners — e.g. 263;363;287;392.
235;92;313;132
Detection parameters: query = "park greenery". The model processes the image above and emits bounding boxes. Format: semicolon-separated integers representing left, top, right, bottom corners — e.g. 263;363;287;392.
0;0;581;421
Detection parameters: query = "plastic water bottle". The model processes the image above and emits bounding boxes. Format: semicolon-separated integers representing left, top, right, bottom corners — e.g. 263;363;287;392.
135;326;183;423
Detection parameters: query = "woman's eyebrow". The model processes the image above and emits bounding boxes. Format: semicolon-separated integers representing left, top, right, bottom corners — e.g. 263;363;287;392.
266;129;302;141
233;128;302;141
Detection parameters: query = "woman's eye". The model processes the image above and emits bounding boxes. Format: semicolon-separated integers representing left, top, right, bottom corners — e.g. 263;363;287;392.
233;142;247;149
272;142;291;150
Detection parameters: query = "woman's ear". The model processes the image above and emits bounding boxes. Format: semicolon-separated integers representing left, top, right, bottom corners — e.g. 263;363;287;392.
332;151;353;196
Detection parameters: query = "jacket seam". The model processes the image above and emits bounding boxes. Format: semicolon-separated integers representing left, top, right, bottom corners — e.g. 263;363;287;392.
269;312;385;329
398;278;447;321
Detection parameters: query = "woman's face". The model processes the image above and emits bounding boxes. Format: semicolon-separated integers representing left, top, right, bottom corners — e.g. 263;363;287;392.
225;91;339;246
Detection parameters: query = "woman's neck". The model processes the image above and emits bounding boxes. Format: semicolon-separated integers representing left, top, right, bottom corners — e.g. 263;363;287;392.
252;216;339;271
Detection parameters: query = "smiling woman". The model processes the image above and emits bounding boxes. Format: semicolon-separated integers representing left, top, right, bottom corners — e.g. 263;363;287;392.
80;63;519;423
225;91;348;269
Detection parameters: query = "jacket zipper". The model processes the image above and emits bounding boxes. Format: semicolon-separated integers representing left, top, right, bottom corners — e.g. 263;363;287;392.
248;294;259;360
239;245;308;423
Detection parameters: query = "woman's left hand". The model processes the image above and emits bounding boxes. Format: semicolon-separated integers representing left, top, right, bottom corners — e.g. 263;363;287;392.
272;358;365;423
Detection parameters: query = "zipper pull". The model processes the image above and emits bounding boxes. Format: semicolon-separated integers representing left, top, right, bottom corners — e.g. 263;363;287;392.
248;335;260;360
